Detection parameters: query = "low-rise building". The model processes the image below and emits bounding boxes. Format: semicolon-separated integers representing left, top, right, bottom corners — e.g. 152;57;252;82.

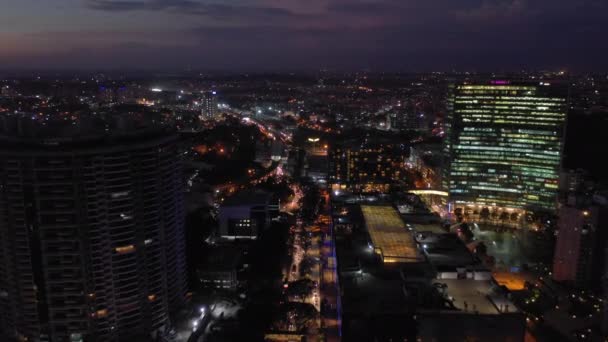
335;202;523;341
329;138;410;193
218;190;279;240
198;247;242;291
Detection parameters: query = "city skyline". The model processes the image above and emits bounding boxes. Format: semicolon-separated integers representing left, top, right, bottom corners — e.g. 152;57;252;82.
1;0;608;71
1;69;607;341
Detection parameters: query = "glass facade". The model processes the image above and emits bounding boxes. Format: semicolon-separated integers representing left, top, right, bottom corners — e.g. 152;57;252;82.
444;82;568;212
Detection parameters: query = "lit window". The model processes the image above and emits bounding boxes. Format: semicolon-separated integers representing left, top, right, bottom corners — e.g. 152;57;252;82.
111;191;130;198
115;245;136;254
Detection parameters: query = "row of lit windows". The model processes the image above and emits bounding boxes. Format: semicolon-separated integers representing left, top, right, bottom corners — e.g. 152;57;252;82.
460;119;564;126
453;156;558;166
460;116;564;123
459;115;565;123
462;119;562;126
454;145;560;156
451;185;557;195
450;164;558;175
463;133;537;143
503;135;559;141
451;191;556;201
459;113;565;121
453;160;554;170
453;158;559;168
452;179;546;188
459;140;558;148
452;190;556;199
450;170;556;179
456;137;559;145
458;86;535;96
457;105;564;112
457;96;563;104
458;85;536;91
451;178;558;189
494;138;558;145
497;96;564;101
456;94;564;102
459;146;559;155
454;144;559;156
462;127;559;136
453;156;561;167
458;142;558;150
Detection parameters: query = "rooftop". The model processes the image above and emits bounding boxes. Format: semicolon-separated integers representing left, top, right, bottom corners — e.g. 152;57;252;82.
199;246;241;272
0;115;172;151
361;205;423;263
437;278;516;315
222;189;272;207
409;223;446;234
415;231;477;269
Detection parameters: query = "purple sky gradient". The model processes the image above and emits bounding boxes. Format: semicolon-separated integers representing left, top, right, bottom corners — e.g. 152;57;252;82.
1;0;607;71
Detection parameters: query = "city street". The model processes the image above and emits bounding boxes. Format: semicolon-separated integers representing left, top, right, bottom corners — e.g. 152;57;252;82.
281;188;341;341
319;191;341;342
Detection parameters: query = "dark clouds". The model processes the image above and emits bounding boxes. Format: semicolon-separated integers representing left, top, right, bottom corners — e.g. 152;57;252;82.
86;0;299;19
88;0;195;10
1;0;607;71
87;0;202;12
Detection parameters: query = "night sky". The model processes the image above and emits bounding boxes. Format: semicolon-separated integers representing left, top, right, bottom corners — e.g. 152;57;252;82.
1;0;607;71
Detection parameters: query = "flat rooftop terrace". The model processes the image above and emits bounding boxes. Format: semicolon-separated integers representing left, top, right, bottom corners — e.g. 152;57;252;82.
409;223;447;234
437;279;517;315
361;205;423;263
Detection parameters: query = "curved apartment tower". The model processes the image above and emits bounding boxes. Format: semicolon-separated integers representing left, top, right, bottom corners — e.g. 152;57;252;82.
0;118;187;341
443;81;568;215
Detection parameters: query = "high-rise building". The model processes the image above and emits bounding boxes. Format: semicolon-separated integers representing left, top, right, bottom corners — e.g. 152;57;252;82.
1;85;12;97
201;91;218;120
603;247;608;336
443;81;568;216
552;193;608;288
0;118;187;341
389;99;431;133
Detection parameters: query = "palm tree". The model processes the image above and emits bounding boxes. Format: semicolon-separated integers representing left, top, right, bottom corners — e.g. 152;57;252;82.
480;207;490;221
499;211;509;223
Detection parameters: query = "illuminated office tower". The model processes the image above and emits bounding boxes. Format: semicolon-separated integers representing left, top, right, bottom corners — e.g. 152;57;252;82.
443;81;568;215
0;118;187;341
